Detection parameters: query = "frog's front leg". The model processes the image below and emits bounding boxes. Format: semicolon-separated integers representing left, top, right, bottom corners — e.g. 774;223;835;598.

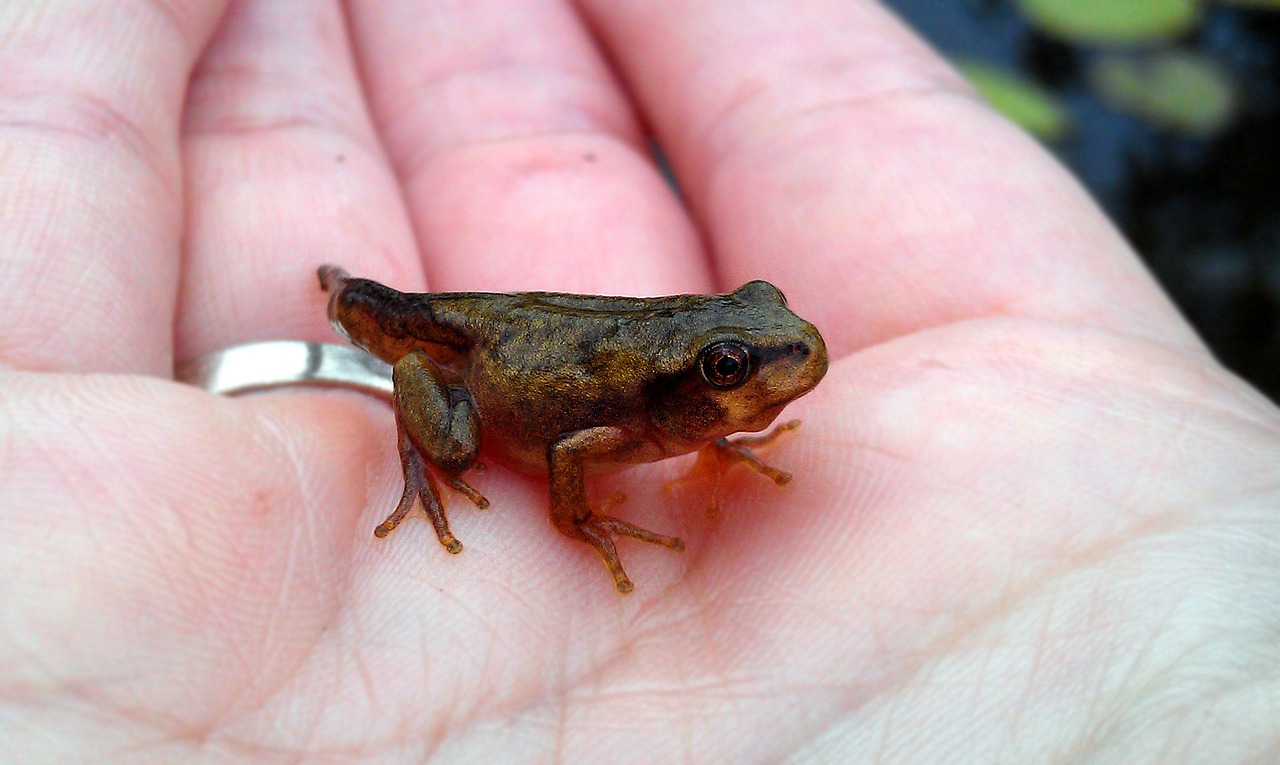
548;427;685;594
375;350;488;554
668;420;801;518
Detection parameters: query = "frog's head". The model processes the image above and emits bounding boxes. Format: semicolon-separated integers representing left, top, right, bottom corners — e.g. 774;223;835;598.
647;280;828;445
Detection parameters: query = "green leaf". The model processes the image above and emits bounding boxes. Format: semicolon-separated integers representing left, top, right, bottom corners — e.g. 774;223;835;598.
1088;52;1239;137
1016;0;1200;44
957;61;1072;141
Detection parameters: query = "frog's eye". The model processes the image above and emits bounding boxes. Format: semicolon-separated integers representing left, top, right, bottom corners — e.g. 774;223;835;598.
699;341;751;389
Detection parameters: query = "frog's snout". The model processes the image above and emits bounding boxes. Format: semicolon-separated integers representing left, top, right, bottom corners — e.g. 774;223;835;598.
792;323;829;391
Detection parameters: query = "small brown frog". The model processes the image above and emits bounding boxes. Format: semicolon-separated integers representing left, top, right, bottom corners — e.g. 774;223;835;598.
319;265;828;592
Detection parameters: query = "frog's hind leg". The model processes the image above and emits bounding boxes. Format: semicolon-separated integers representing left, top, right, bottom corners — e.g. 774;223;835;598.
377;350;486;554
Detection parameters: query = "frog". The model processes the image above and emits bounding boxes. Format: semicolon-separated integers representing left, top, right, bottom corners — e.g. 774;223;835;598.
318;265;828;593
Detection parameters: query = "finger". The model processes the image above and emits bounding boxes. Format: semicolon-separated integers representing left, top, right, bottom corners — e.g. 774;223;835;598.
346;0;710;295
0;1;226;374
176;0;422;361
578;0;1202;356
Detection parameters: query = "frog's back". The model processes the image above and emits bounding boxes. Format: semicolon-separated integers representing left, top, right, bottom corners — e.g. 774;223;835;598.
429;290;747;353
437;290;701;395
323;269;718;369
323;270;789;375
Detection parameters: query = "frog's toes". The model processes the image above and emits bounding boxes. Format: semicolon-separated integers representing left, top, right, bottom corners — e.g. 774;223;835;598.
592;515;684;551
374;485;420;538
378;451;466;555
570;512;684;593
447;477;489;510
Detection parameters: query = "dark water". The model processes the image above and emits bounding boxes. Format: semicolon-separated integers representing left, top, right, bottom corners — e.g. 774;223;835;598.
887;0;1280;400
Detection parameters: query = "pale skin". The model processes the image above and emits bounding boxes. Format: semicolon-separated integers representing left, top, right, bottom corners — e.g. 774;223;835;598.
1;1;1278;762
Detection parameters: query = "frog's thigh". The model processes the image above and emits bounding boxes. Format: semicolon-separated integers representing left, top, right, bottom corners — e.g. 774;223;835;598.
393;350;480;475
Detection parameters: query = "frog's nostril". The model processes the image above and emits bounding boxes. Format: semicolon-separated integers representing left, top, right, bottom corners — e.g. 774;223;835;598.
787;342;809;359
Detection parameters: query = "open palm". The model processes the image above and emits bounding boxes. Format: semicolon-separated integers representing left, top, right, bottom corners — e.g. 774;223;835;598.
4;2;1278;762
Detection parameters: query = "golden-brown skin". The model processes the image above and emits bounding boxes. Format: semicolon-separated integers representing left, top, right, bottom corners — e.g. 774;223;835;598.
318;265;828;593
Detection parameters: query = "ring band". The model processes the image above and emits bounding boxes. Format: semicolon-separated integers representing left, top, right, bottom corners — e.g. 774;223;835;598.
176;341;392;400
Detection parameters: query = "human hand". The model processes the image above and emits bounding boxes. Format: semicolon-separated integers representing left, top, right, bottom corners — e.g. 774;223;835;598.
3;1;1277;762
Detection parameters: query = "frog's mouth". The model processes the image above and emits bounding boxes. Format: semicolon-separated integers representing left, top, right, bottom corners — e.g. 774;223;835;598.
742;401;791;432
758;328;828;395
741;375;826;431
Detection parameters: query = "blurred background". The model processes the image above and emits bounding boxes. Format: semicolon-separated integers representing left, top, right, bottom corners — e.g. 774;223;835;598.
884;0;1279;401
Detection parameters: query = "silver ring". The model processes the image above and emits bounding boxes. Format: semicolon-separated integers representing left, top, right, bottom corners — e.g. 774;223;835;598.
176;341;393;400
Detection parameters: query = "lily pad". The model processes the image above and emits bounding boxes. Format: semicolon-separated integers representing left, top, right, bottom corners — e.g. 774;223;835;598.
1016;0;1199;44
958;61;1072;141
1088;52;1239;137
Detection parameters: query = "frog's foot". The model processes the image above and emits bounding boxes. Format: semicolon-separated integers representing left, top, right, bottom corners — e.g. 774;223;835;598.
714;419;798;486
447;477;489;510
667;419;801;518
376;429;464;554
574;512;685;594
